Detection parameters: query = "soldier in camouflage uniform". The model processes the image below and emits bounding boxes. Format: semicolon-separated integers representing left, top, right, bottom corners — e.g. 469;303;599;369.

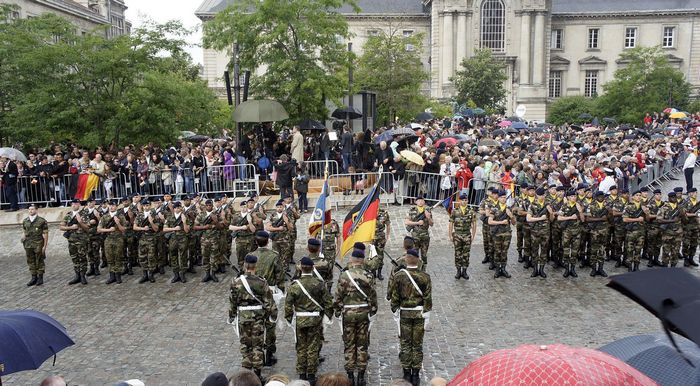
120;196;136;276
213;195;231;274
164;202;190;283
84;197;102;277
389;249;432;386
387;236;422;301
645;189;665;267
367;208;390;280
249;230;284;366
182;195;199;273
334;250;377;386
513;185;533;265
321;218;340;265
97;200;128;284
98;199;109;268
609;187;629;268
404;195;433;270
285;257;333;384
153;195;170;275
657;192;685;267
576;184;593;268
22;204;49;286
132;199;159;283
488;190;514;279
266;199;293;270
60;199;91;285
557;191;582;278
294;239;332;292
231;199;257;268
547;186;566;267
681;187;700;267
194;199;220;283
527;188;550;278
478;188;499;268
229;254;277;381
449;193;477;279
285;195;301;263
622;190;647;272
584;191;611;277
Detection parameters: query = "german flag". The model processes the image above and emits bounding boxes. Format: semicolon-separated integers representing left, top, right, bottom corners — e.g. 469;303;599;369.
74;173;100;200
340;178;381;258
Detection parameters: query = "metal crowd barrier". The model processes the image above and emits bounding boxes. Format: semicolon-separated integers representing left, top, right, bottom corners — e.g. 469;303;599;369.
301;160;339;179
327;171;395;209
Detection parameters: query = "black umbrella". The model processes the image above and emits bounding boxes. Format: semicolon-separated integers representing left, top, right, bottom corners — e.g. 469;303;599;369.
298;119;326;131
570;125;583;131
635;129;651;139
526;127;546;133
603;117;617;124
492;129;506;137
186;135;210;143
559;142;571;149
618;124;631;131
591;117;600;127
331;106;362;120
415;112;434;121
505;128;519;134
579;113;593;120
506;116;523;122
607;268;700;347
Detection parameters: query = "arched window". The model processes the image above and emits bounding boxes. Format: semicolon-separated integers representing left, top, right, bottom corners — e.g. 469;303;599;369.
480;0;505;52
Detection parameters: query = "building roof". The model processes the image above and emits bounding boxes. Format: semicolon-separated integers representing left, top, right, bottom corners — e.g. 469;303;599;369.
195;0;427;18
552;0;700;14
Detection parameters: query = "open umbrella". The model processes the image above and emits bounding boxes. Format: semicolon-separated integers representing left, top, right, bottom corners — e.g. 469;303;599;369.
446;134;470;141
459;108;474;117
512;122;528;130
409;123;424;130
599;333;700;386
525;127;546;133
233;99;289;122
392;127;415;137
603;117;617;124
179;130;196;138
506;116;523;122
449;344;656;386
635;129;651;140
399;150;424;166
415;112;434;121
492;129;506;137
651;134;665;139
591;117;600;126
664;107;678;114
670;112;687;119
185;135;211;143
331;106;362;120
0;310;75;380
579;113;593;120
537;122;553;127
374;130;394;144
434;137;458;147
505;127;519;134
478;139;500;147
570;125;583;131
0;148;27;162
298;119;326;131
497;120;512;127
583;127;601;133
472;108;486;115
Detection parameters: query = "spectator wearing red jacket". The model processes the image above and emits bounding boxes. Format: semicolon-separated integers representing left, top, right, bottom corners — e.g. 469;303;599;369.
455;162;472;193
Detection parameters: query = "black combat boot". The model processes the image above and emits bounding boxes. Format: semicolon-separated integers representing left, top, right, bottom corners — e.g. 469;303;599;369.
121;263;129;275
210;270;219;282
493;266;502;279
597;263;608;277
563;264;571;278
403;369;412;382
86;263;96;277
411;369;420;386
36;274;44;285
481;256;489;264
68;270;81;285
357;370;366;386
488;261;496;270
265;350;277;366
253;369;262;383
218;264;226;274
307;373;316;386
148;270;156;283
127;263;134;275
201;271;212;282
138;271;149;284
671;261;678;267
518;251;524;263
27;275;38;287
615;258;623;268
689;256;699;267
590;263;598;277
455;267;462;279
647;258;656;268
100;258;107;268
171;272;181;283
94;263;100;276
299;374;307;380
115;273;122;284
524;258;533;269
180;272;187;283
633;262;640;272
80;272;88;285
501;264;511;278
346;371;355;386
531;264;540;278
158;265;165;274
187;260;196;273
539;265;547;279
376;268;384;280
569;265;578;278
462;267;470;280
106;272;116;284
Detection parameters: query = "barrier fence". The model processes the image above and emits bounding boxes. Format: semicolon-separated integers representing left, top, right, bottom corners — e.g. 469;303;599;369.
301;160;339;179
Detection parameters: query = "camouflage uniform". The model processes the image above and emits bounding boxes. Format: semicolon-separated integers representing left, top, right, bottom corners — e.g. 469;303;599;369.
183;204;198;269
367;210;390;272
135;210;159;272
607;195;627;263
196;211;219;273
63;210;90;274
479;197;497;263
389;266;432;372
232;210;255;267
294;250;332;292
84;208;101;271
165;214;188;274
123;205;138;268
333;265;378;372
659;202;684;266
155;203;171;269
321;220;340;263
251;246;284;357
547;196;564;263
577;195;593;264
216;204;232;268
270;210;292;266
450;206;476;268
387;257;423;301
514;195;532;260
284;274;333;377
622;201;646;264
681;197;700;262
646;198;665;265
558;201;581;265
489;202;512;268
22;215;48;275
585;201;610;267
99;212;127;273
407;206;431;268
528;199;550;265
229;273;276;371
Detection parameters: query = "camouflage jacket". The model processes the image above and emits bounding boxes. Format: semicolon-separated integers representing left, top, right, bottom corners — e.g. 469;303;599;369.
231;210;254;238
321;220;340;252
450;205;475;234
659;202;684;230
407;206;431;237
268;211;291;242
389;267;432;319
23;216;48;246
558;201;581;229
489;202;512;234
164;213;187;239
284;274;333;328
229;273;275;323
82;207;99;235
528;199;550;230
253;247;284;288
623;201;646;231
479;197;497;222
195;211;219;238
682;197;700;225
135;210;161;237
63;210;89;238
334;266;377;321
584;201;610;230
374;209;390;240
98;212;127;240
293;251;331;282
606;195;626;224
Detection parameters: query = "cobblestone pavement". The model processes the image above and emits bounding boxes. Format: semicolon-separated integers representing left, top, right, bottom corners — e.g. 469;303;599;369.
2;176;699;385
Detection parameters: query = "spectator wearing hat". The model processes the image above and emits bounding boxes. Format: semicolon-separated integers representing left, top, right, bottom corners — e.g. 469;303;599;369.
681;187;700;267
284;256;333;384
584;191;611;277
448;192;477;280
598;168;617;194
656;192;685;267
97;199;128;284
229;254;276;382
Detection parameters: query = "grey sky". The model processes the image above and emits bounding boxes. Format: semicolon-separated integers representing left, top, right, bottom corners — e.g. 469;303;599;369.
125;0;204;65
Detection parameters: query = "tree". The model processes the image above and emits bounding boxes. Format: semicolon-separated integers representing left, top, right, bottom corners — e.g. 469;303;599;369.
547;96;600;125
451;48;508;111
597;46;691;124
203;0;358;123
354;26;429;125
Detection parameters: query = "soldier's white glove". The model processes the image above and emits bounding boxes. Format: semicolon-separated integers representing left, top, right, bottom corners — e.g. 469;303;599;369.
422;311;431;329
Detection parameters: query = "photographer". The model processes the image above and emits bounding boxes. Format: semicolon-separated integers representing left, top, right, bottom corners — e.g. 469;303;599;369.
274;154;296;199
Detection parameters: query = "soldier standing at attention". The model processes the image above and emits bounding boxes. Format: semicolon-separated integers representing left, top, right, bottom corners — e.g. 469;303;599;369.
657;192;685;267
182;195;199;274
449;192;477;279
214;195;231;274
321;218;341;265
387;236;422;301
120;196;136;276
367;207;390;280
98;199;109;269
389;249;432;386
576;184;593;268
526;188;550;278
622;190;647;272
585;191;611;277
132;199;159;283
512;184;531;265
194;199;220;283
266;199;293;270
163;202;190;283
97;200;127;284
646;189;665;267
229;254;276;382
478;188;499;269
334;250;377;386
285;257;333;385
681;188;700;267
22;204;49;286
404;195;433;270
548;186;566;267
231;199;256;268
285;194;302;263
250;230;284;366
488;190;514;279
84;197;102;277
558;191;582;278
293;239;332;292
151;196;167;275
60;199;91;285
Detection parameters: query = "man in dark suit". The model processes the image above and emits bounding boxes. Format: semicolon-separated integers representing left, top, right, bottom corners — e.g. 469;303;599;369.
3;157;19;211
340;127;354;173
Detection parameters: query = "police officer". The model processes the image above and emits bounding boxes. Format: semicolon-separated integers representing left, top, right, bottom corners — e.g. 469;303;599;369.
22;204;49;286
448;193;477;279
527;187;550;278
389;248;432;386
334;249;377;386
60;199;90;285
132;199;159;283
97;200;128;284
404;195;433;270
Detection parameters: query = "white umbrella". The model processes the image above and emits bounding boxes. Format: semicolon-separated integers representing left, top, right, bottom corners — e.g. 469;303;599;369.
410;123;424;130
0;147;27;162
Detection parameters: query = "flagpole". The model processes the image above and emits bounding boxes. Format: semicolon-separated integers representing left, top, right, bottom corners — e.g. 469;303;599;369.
432;188;460;210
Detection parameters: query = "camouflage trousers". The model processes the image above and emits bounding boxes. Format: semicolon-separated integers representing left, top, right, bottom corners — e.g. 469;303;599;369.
625;228;645;263
399;317;425;370
24;240;45;275
482;223;493;261
549;223;562;261
682;224;699;259
589;226;609;265
580;229;591;261
138;235;157;272
236;236;254;268
105;236;125;273
295;324;323;374
530;225;550;265
272;240;293;265
561;226;581;264
609;223;626;260
452;233;473;267
341;317;370;371
239;320;265;371
413;235;430;269
125;233;138;265
88;236;101;264
68;235;89;273
490;230;511;265
200;236;219;272
515;220;525;256
366;238;386;271
188;234;200;263
645;226;662;261
662;228;682;265
168;234;188;273
265;318;277;354
157;234;168;268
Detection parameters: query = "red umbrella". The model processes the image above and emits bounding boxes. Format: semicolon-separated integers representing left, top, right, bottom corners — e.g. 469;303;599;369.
449;344;657;386
497;120;512;127
434;137;459;147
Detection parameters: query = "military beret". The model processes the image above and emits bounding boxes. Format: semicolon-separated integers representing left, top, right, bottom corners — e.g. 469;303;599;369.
353;242;366;250
487;187;496;192
640;187;649;193
99;199;108;205
548;183;557;189
653;189;662;194
247;198;255;203
497;190;507;197
407;249;419;257
163;192;172;197
152;195;162;202
88;196;97;202
556;186;566;192
351;250;365;259
70;198;80;204
632;190;641;196
689;188;697;193
256;230;270;238
183;195;193;200
594;191;606;197
244;254;257;264
172;202;181;208
668;192;676;197
214;194;224;201
132;192;141;197
300;256;314;266
535;188;546;196
141;199;150;205
240;201;247;207
459;192;468;200
121;196;131;202
276;199;284;206
205;199;213;205
609;185;618;190
576;183;587;190
404;235;414;242
109;199;119;205
565;191;576;197
674;187;684;193
308;238;321;246
620;188;629;194
527;185;536;190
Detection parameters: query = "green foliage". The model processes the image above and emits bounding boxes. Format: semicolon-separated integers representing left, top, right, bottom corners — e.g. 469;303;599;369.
451;49;508;111
597;46;691;124
354;28;429;126
547;96;600;125
0;13;221;148
427;100;453;119
203;0;358;123
686;99;700;115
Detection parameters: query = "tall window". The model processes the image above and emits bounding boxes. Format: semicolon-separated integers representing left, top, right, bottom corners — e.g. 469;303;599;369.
588;28;600;49
549;71;562;98
584;70;598;97
551;29;563;49
663;26;675;48
480;0;505;53
624;27;637;48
